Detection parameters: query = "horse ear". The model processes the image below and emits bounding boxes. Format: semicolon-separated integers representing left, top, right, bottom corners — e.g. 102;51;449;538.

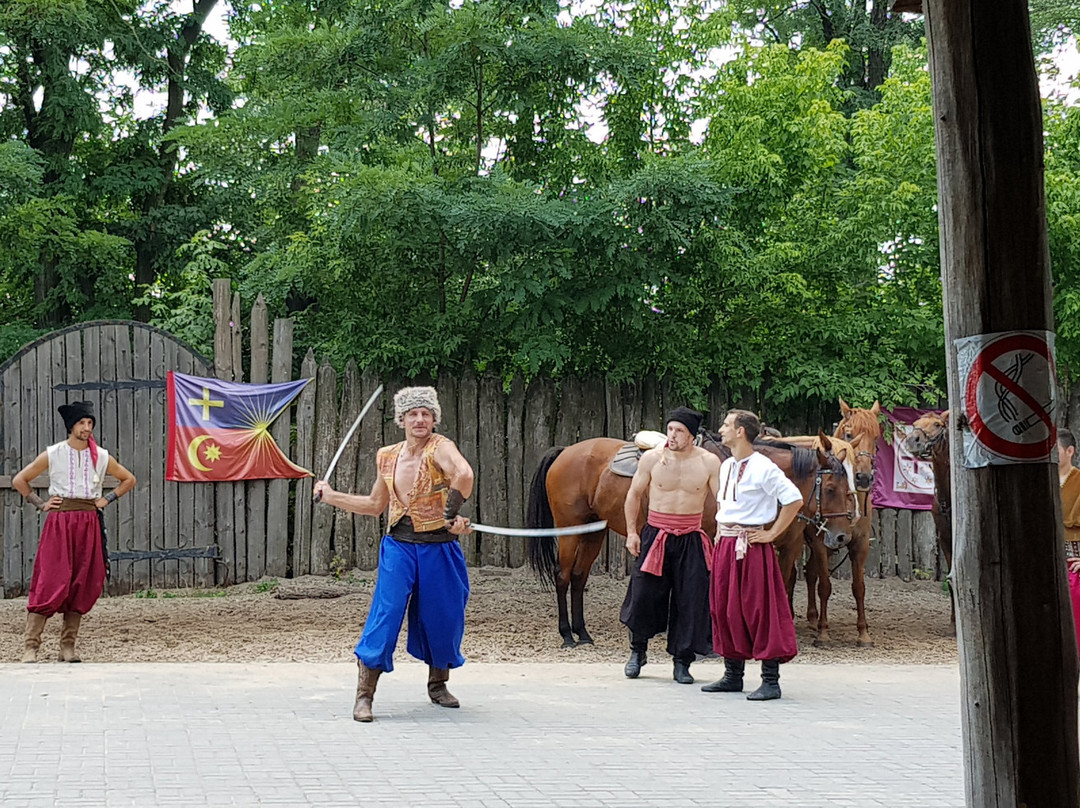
871;400;881;416
839;397;852;415
817;429;832;451
941;409;950;421
835;446;848;462
816;447;830;467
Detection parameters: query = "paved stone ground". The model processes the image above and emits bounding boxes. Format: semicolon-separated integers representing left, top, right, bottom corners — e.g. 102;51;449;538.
0;661;963;807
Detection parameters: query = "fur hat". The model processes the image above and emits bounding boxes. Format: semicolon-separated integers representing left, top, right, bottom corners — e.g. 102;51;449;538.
666;406;703;436
394;386;441;427
58;401;96;433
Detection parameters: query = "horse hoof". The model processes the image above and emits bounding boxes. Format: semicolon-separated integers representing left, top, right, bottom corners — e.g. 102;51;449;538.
576;636;594;647
812;637;832;648
561;638;576;649
857;640;875;649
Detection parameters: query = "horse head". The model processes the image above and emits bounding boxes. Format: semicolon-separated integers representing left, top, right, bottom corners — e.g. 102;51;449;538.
808;445;855;551
836;398;882;491
903;410;950;459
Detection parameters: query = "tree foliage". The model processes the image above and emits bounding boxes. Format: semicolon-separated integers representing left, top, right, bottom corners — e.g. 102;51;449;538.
2;1;1079;420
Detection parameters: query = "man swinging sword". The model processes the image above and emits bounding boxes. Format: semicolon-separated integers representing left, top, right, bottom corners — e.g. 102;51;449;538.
12;401;136;663
314;387;474;722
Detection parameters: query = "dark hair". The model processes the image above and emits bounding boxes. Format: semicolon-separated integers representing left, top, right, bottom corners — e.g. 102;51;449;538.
727;409;760;443
1060;427;1076;452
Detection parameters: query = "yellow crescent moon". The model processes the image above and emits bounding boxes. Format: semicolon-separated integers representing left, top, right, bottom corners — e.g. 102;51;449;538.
187;435;213;472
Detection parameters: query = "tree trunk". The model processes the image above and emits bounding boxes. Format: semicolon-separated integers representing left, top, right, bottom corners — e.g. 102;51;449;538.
926;1;1080;806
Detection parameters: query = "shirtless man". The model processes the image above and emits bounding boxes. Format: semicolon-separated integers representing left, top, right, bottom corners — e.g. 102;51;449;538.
619;406;722;684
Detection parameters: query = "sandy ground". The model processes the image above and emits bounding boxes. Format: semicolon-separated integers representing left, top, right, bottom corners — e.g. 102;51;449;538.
1;567;957;665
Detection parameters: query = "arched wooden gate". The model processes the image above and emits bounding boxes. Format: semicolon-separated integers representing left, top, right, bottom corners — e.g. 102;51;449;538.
0;321;215;596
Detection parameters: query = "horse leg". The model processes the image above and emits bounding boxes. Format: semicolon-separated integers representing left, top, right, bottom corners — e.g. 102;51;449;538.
570;536;605;646
850;528;874;648
810;540;834;647
775;527;802;620
556;538;578;648
804;527;820;626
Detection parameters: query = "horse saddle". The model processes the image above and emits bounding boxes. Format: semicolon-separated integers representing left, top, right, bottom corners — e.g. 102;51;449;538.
610;443;643;477
609;431;667;477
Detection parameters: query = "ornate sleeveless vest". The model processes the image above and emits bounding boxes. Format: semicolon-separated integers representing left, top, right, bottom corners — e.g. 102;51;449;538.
377;434;451;532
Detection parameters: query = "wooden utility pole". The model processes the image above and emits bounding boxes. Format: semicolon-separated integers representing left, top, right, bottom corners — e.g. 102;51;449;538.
896;0;1080;804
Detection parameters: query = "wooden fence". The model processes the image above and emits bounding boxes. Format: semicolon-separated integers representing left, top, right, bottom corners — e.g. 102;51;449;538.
0;279;945;596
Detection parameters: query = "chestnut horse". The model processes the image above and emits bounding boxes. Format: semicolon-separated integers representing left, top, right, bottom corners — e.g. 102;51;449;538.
902;410;954;626
803;399;882;646
526;435;855;648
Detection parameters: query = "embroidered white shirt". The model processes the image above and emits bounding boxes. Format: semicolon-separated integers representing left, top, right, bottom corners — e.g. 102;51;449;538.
716;451;803;526
46;441;110;499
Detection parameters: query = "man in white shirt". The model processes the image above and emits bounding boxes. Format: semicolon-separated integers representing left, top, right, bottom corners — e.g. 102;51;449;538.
703;409;804;700
12;401;136;663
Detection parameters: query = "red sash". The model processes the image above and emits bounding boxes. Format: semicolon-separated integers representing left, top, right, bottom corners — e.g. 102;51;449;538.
639;511;712;577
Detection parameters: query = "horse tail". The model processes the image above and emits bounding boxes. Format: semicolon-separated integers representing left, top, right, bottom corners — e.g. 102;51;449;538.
526;447;565;588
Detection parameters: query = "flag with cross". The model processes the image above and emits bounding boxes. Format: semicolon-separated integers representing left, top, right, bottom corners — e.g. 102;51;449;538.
165;370;313;482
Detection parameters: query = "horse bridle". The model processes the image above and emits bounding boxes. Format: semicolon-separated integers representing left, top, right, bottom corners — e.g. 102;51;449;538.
797;466;855;536
907;422;948;460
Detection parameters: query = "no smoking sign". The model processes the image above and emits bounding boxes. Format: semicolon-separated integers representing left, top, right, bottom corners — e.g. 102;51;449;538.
956;330;1058;468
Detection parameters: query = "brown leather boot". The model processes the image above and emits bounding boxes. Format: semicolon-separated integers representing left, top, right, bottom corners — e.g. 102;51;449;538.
352;661;381;722
59;613;82;663
427;667;459;708
22;612;47;664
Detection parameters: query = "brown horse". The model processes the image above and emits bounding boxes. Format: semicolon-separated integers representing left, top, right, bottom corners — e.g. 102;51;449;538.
527;435;855;648
800;399;882;647
902;410;953;584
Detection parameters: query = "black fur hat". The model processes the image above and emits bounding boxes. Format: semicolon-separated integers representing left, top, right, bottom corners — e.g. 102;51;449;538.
58;401;96;433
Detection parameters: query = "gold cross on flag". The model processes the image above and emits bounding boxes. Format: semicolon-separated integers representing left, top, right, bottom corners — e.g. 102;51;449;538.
189;387;224;421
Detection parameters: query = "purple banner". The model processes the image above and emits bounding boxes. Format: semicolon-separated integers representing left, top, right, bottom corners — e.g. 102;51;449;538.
871;406;938;511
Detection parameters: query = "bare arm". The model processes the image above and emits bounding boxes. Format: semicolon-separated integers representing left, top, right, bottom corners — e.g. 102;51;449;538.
96;457;136;509
624;453;656;557
314;471;390;517
12;452;60;511
433;439;475;500
707;455;721;541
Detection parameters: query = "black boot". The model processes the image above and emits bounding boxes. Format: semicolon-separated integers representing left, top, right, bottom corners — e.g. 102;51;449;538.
746;659;782;701
701;658;745;692
624;648;647;678
672;658;694;685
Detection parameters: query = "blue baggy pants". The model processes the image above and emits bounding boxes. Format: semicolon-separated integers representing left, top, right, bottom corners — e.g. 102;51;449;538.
354;536;470;673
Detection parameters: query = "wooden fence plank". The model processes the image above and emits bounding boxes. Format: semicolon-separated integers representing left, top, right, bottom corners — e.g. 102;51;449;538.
245;296;270;581
553;376;580;448
457;370;480;565
333;360;361;572
111;325;139;592
478;374;508;567
292;350;317;576
642;374;662;432
96;328;122;592
148;333;168;589
212;280;236;584
3;362;22;596
191;352;216;589
896;507;914;582
505;376;526;567
162;338;182;590
129;328;152;590
175;348;200;588
437;374;459;444
310;361;338;576
913;509;938;581
879;508;898;579
355;368;384;570
523;377;556;490
707;379;726;432
623;379;643;439
21;344;42;590
266;319;293;579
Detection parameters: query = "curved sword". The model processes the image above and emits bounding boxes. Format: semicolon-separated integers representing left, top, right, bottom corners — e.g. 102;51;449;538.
314;384;383;502
467;520;608;537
